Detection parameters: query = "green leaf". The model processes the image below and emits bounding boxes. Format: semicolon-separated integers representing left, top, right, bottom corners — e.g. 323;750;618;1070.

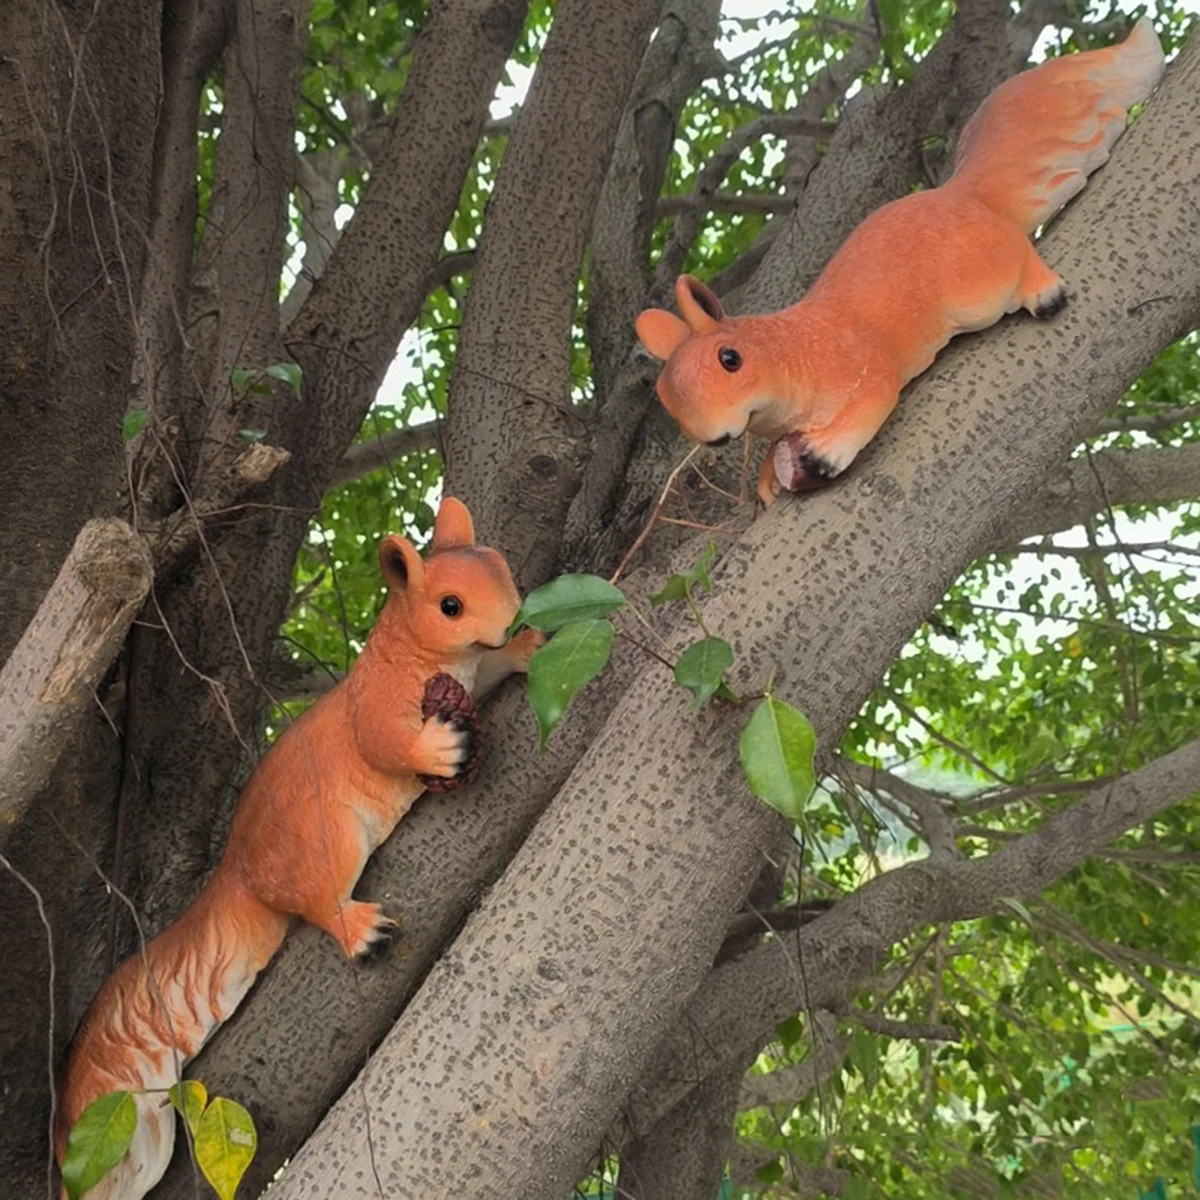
121;408;148;441
650;541;717;605
167;1080;208;1138
229;367;256;398
61;1090;138;1200
526;619;614;750
775;1012;805;1049
674;637;733;710
238;428;267;443
511;574;626;634
264;361;303;398
738;697;816;821
195;1097;257;1200
755;1158;785;1183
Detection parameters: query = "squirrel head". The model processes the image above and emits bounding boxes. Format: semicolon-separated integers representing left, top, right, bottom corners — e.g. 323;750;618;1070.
635;275;790;446
374;497;521;657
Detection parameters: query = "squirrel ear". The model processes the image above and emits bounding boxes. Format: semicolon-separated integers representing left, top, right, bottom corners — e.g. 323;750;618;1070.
431;496;475;551
378;534;425;596
675;274;725;332
635;308;691;360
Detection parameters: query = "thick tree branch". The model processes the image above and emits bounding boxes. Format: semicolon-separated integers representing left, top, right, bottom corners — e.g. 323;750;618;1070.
285;0;530;489
442;0;664;586
588;0;723;396
568;0;725;564
326;418;442;489
616;1059;747;1200
633;738;1200;1134
1095;401;1200;435
269;37;1200;1196
200;0;309;483
0;521;152;841
130;0;227;455
738;1011;844;1110
997;443;1200;545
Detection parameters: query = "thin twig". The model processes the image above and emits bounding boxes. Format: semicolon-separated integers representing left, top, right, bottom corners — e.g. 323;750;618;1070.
610;444;702;585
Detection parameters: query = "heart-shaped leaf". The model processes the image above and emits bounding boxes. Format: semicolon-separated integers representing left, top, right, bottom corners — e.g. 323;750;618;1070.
196;1097;257;1200
512;575;626;634
650;542;717;605
526;619;614;750
61;1090;137;1200
673;637;733;710
167;1079;208;1138
738;696;816;822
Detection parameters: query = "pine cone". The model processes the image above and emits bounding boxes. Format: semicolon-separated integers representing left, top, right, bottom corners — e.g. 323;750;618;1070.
418;672;481;792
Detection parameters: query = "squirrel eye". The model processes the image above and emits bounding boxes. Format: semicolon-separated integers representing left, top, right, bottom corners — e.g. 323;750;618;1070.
440;595;463;618
718;346;742;372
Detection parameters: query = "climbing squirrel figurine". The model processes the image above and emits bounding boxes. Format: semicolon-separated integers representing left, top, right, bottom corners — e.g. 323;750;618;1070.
635;18;1166;507
55;497;541;1200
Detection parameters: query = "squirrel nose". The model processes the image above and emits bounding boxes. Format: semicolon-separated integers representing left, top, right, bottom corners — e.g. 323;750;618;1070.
706;434;732;447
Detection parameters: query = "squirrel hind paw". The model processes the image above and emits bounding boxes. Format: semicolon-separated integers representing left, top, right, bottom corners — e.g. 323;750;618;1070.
332;901;399;960
1031;281;1068;320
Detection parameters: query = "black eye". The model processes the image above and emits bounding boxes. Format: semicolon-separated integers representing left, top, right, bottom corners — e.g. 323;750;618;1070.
440;595;463;618
718;346;742;372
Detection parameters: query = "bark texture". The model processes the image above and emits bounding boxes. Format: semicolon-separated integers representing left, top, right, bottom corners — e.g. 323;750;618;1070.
269;34;1200;1196
442;0;664;585
0;521;151;840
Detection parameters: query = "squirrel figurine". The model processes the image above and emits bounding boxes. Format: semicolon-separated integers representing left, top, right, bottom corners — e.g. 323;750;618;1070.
55;497;541;1199
635;18;1166;506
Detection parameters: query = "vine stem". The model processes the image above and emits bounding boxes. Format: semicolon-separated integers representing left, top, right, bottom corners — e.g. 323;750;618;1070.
614;627;676;673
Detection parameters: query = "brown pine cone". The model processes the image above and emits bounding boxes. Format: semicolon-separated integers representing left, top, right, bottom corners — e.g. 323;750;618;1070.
418;672;481;792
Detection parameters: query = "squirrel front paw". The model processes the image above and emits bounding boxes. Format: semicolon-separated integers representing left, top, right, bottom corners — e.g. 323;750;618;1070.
769;429;856;499
506;627;546;672
417;673;481;791
412;713;472;778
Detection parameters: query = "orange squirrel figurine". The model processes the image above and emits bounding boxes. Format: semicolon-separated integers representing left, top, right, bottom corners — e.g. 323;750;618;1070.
635;18;1166;506
55;497;541;1199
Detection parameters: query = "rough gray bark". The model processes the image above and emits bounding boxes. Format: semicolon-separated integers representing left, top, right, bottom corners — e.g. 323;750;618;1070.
616;1060;748;1200
442;0;664;586
999;443;1200;545
0;1;160;1178
0;521;151;842
0;0;159;663
268;34;1200;1196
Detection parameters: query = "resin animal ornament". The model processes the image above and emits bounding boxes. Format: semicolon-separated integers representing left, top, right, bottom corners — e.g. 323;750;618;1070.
55;497;542;1199
635;18;1166;506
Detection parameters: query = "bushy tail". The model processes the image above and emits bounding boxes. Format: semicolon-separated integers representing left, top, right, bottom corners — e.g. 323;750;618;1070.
949;17;1166;232
55;869;287;1200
